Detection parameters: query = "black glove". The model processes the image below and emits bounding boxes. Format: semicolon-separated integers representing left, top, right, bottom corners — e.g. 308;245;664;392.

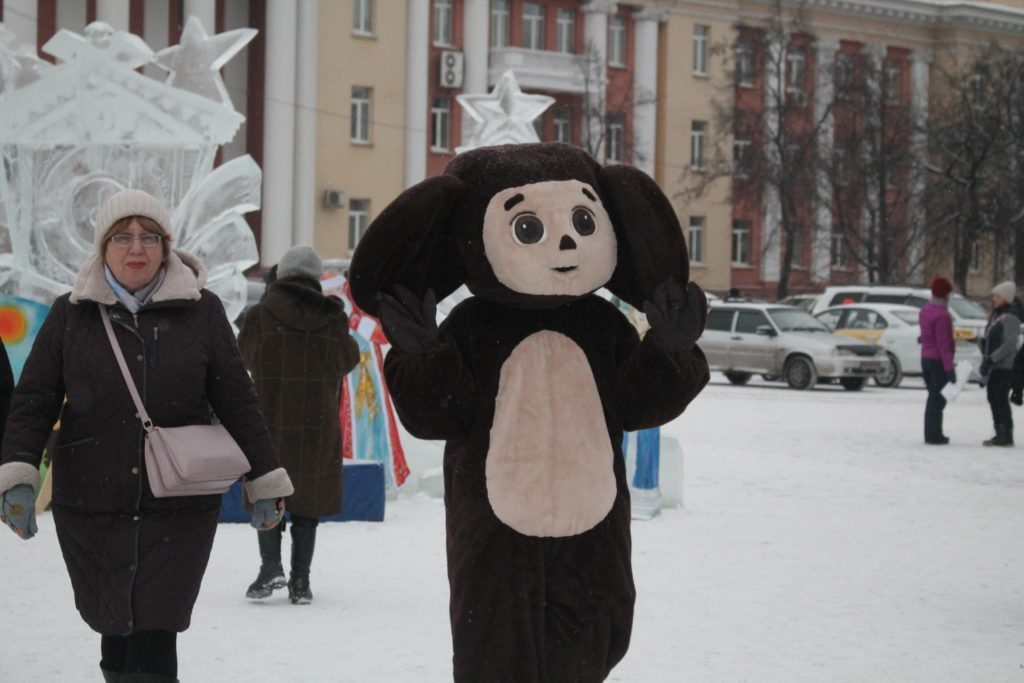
643;279;708;353
946;369;957;385
1012;390;1023;406
980;358;992;377
376;286;440;353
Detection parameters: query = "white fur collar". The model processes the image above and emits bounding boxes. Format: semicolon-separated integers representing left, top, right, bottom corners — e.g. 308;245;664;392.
69;249;208;306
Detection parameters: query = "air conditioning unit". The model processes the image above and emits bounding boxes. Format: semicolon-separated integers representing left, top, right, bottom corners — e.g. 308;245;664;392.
322;189;346;209
440;50;464;89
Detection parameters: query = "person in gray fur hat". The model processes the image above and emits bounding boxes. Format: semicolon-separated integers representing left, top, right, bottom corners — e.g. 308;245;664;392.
0;189;294;682
980;280;1021;446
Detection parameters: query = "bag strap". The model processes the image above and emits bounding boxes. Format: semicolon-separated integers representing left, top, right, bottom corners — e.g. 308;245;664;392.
99;306;154;432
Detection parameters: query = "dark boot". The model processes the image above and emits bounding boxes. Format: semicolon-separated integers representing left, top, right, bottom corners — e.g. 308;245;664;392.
984;424;1014;447
119;674;178;683
246;526;286;599
101;668;123;683
288;522;317;605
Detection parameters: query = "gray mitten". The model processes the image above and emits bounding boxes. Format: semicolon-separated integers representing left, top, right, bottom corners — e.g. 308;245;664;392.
1;484;37;540
250;497;284;530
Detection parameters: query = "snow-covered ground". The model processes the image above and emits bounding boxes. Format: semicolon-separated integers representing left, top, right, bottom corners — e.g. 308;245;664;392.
3;375;1024;682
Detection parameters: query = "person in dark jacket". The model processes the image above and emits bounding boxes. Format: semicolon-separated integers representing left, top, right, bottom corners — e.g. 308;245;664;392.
0;190;294;683
919;277;956;444
238;245;359;604
981;280;1021;446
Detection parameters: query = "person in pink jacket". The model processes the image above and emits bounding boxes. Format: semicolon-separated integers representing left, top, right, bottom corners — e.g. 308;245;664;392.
919;277;956;444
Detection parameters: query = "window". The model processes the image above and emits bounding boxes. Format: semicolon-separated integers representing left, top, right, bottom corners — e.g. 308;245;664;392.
817;309;843;329
845;309;887;330
434;0;454;46
351;86;371;143
970;73;985;108
970;240;982;273
828;291;864;306
733;138;752;177
353;0;374;35
688;216;705;264
554;108;572;144
786;46;806;102
831;234;849;269
490;0;510;47
556;8;575;53
691;121;706;170
523;3;544;50
732;220;751;265
707;309;735;332
348;199;370;250
607;114;624;163
608;15;626;66
884;59;902;105
431;96;451;151
835;52;853;100
736;38;754;87
693;25;709;76
736;310;770;334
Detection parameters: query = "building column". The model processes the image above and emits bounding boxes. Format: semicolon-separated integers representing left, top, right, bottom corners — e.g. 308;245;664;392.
632;6;665;178
812;37;839;283
405;0;430;188
909;49;932;283
95;0;129;31
860;43;885;284
583;0;616;163
292;0;317;247
461;0;489;141
261;0;297;266
761;34;784;284
183;0;216;32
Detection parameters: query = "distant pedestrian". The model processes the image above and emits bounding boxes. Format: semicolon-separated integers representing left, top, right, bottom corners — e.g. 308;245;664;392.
724;287;744;302
238;245;360;604
919;277;956;445
980;281;1021;446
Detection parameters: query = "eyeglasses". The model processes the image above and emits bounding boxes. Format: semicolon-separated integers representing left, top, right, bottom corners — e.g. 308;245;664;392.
109;233;162;248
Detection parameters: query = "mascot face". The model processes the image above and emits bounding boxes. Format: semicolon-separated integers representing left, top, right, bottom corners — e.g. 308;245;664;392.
481;179;617;297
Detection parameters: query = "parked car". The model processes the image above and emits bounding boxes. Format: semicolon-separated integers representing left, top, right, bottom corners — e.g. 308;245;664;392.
701;302;889;390
808;285;989;343
778;293;820;312
814;303;983;387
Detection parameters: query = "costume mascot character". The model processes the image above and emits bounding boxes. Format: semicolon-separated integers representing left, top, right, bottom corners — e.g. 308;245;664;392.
349;143;709;682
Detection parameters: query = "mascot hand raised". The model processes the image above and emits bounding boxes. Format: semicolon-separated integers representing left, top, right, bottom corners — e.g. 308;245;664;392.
643;279;708;353
376;285;439;353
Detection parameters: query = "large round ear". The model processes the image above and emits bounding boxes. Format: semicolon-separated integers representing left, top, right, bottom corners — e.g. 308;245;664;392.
598;165;689;309
349;175;466;316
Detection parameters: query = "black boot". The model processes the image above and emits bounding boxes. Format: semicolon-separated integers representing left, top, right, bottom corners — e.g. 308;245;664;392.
101;668;122;683
120;674;178;683
246;526;286;599
289;521;317;605
984;424;1014;447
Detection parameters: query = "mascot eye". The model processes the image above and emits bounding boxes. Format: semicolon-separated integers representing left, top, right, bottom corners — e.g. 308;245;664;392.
571;207;596;236
512;214;546;245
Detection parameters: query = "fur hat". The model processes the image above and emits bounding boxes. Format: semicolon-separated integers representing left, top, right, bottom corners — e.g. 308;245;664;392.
930;277;953;298
94;189;171;249
278;245;323;281
992;280;1017;303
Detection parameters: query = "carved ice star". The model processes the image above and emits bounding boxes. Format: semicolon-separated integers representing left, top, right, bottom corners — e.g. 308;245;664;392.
155;16;255;107
456;70;554;152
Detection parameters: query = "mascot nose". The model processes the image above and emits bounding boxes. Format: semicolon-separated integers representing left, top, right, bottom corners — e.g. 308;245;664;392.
559;235;577;251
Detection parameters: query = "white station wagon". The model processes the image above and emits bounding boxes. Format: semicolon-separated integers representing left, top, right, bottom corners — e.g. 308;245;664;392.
700;303;889;390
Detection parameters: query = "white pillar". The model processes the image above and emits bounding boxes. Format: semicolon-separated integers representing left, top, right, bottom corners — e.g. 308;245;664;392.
909;50;932;282
184;0;216;33
461;0;490;142
632;7;665;177
583;0;616;162
4;0;37;53
761;35;784;284
261;0;297;266
292;0;318;247
95;0;130;32
405;0;430;188
812;37;839;283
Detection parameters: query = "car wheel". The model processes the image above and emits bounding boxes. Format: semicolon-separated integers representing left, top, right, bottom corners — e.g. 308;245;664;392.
724;371;752;386
784;356;817;390
840;377;866;391
873;353;903;388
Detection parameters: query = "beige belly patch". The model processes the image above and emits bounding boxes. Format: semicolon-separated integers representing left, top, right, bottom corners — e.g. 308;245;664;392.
486;330;616;537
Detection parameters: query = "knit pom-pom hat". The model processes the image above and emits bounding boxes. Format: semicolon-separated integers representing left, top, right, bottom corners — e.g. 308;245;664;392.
94;189;171;249
278;245;323;281
992;280;1017;303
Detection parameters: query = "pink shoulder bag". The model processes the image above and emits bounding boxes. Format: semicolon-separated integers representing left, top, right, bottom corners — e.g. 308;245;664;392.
100;305;251;497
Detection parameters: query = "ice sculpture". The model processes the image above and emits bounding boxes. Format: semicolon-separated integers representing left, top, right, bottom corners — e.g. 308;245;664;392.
456;70;554;153
0;17;260;321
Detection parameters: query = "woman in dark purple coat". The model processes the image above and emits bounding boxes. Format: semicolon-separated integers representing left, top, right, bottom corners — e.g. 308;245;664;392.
0;190;293;683
919;277;956;444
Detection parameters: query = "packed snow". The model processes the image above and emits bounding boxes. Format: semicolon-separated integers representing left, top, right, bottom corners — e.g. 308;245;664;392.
3;375;1023;682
